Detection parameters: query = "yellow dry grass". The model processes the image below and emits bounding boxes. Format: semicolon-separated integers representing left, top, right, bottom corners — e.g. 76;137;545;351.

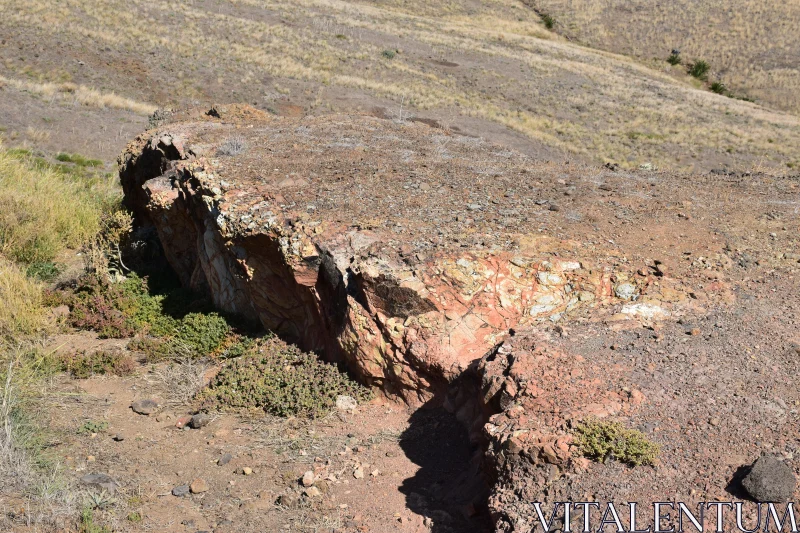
528;0;800;114
0;259;48;343
0;75;157;115
1;0;799;170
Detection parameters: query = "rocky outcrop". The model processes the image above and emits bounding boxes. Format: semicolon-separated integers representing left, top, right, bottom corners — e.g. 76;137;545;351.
119;106;707;406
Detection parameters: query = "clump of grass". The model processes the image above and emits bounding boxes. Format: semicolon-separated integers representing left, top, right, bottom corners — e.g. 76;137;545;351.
55;153;103;168
381;49;397;59
710;81;727;95
200;336;372;418
688;60;710;80
0;259;49;342
540;13;556;29
59;350;135;379
26;261;64;282
0;146;119;265
667;52;681;65
79;506;110;533
574;419;660;466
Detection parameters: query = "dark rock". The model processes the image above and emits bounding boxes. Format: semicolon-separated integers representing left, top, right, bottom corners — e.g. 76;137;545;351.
741;456;796;502
189;413;211;429
218;453;233;466
172;484;190;497
79;473;120;493
112;433;124;442
131;399;159;415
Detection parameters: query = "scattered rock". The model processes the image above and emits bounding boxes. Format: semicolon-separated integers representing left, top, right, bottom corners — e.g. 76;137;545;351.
741;456;796;502
239;467;253;476
301;471;315;487
79;473;120;493
172;485;190;497
175;415;192;428
335;395;358;411
218;453;233;466
112;433;124;442
614;282;638;301
130;399;159;415
189;413;211;429
353;467;364;479
304;486;322;498
190;478;209;494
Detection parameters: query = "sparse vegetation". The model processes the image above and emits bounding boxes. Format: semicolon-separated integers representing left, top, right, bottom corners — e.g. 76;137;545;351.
667;52;681;66
77;420;109;435
381;49;397;59
574;419;660;466
200;336;372;418
59;350;135;379
55;153;103;167
710;81;727;95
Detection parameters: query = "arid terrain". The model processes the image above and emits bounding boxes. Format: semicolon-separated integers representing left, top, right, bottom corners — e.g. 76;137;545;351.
527;0;800;115
1;1;799;533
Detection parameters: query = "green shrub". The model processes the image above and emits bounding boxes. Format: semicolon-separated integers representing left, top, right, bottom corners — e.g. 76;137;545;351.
26;261;64;282
541;13;556;29
78;420;108;435
688;60;710;80
574;419;659;466
667;53;681;66
710;81;727;95
381;49;397;59
59;350;135;379
55;153;103;167
200;336;372;418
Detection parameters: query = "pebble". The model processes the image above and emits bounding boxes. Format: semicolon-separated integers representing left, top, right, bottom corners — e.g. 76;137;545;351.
613;282;638;301
189;413;211;429
240;467;253;476
741;455;796;502
172;485;190;497
112;434;124;442
190;478;209;494
175;415;192;428
335;395;358;411
131;399;159;415
353;467;364;479
302;471;315;487
218;453;233;466
304;486;322;498
79;473;120;493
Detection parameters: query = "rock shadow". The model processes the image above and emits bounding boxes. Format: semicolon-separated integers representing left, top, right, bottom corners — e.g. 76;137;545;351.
398;404;492;533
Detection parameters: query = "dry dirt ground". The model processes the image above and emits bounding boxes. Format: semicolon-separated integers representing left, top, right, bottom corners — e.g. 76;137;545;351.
6;335;490;533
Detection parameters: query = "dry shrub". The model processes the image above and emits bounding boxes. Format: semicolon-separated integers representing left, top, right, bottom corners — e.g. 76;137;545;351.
0;259;49;342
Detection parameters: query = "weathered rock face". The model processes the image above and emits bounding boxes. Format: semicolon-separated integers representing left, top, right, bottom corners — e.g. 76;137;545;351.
120;106;707;405
119;106;719;405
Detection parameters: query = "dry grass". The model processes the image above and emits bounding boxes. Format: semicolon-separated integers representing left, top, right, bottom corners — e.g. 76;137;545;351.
0;75;157;115
0;260;49;343
1;0;799;170
0;146;120;264
527;0;800;114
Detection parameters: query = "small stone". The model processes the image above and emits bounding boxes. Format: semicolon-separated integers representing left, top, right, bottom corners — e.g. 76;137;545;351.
353;467;364;479
112;433;124;442
175;415;192;428
689;328;701;336
301;471;315;487
86;455;96;462
189;413;211;429
190;478;209;494
709;418;720;427
741;456;796;502
241;467;253;476
614;282;638;301
304;486;322;498
218;453;233;466
370;469;380;477
80;473;120;493
172;485;190;497
548;204;560;212
131;399;159;415
335;395;358;411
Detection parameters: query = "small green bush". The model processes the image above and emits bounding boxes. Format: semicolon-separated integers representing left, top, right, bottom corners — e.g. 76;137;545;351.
200;336;372;418
710;81;727;95
541;13;556;29
667;53;681;66
55;153;103;167
26;261;64;282
60;350;135;379
688;60;710;80
78;420;108;435
381;49;397;59
574;419;659;466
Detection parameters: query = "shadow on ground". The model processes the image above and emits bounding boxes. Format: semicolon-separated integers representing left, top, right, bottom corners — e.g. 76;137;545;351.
399;404;492;533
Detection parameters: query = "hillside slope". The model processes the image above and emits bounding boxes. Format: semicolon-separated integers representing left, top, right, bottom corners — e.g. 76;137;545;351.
1;0;800;171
